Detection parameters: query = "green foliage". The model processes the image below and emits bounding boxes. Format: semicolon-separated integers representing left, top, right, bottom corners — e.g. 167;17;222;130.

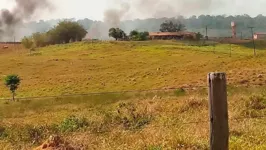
174;88;186;97
147;145;163;150
21;36;34;49
26;21;87;47
196;32;203;41
32;32;48;47
109;28;127;41
129;30;149;41
4;75;20;101
51;21;88;44
20;14;266;39
58;116;89;132
160;20;186;32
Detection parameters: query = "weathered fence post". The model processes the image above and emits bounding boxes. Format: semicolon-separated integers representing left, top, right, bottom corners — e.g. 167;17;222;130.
208;72;229;150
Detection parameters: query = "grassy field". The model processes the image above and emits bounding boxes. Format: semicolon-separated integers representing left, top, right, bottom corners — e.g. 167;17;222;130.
1;40;266;98
0;41;266;149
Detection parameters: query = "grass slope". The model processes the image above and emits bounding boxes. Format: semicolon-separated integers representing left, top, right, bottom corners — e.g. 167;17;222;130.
0;41;266;149
0;41;266;98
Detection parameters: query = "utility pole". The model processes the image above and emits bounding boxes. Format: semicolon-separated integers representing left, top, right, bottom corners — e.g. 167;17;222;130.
248;27;256;56
205;26;208;40
230;43;232;57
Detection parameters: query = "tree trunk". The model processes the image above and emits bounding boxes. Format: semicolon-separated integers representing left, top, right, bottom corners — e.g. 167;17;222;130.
12;91;15;101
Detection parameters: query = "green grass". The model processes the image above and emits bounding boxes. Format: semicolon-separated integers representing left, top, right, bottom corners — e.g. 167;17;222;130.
1;40;266;98
0;41;266;149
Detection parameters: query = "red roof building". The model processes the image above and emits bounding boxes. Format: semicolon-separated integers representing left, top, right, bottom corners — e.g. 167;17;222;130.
149;32;196;40
254;33;266;40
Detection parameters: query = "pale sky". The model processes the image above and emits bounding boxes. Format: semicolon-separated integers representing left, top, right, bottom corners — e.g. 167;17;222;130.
1;0;266;21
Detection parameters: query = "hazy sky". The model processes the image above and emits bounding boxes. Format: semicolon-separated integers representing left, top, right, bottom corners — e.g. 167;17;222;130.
0;0;266;21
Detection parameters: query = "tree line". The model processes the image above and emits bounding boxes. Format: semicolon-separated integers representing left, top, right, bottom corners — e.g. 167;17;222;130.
22;19;202;48
23;14;266;39
22;21;87;48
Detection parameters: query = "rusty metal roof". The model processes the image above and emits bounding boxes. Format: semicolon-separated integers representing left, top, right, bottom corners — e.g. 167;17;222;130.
254;32;266;35
149;32;195;36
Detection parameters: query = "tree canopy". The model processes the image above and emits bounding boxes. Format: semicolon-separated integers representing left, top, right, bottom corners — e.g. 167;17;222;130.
4;74;21;101
18;14;266;40
109;28;127;41
51;21;88;43
160;20;186;32
129;30;149;41
21;36;34;49
22;21;88;47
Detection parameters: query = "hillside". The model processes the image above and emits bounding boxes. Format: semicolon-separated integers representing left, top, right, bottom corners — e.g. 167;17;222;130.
0;41;266;149
0;41;266;98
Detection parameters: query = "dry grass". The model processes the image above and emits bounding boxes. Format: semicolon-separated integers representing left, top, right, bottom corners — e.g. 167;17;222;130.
1;41;266;98
0;41;266;149
0;89;266;149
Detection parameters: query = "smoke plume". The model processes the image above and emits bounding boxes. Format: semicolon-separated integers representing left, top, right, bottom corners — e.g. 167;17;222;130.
0;0;52;40
104;0;221;27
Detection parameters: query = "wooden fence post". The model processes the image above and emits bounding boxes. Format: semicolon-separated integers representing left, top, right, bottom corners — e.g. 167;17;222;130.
208;72;229;150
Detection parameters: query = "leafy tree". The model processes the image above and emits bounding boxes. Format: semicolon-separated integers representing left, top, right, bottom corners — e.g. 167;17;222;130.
32;32;47;47
129;30;139;40
196;32;203;41
21;36;34;49
160;20;186;32
19;14;266;39
139;31;149;40
4;75;21;101
51;21;88;43
109;28;127;41
129;30;149;41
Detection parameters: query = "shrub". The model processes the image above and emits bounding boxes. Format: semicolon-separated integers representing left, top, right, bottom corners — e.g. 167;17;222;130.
115;102;152;130
5;125;47;144
58;116;89;132
241;95;266;117
147;145;163;150
174;88;186;97
129;30;149;41
245;95;266;110
0;126;7;139
21;36;34;49
178;97;208;113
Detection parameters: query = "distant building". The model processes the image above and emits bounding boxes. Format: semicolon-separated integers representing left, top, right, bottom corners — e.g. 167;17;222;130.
254;33;266;40
149;32;196;40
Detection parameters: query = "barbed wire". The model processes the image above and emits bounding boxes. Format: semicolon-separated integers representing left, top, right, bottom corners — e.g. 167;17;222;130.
0;85;207;101
71;115;266;135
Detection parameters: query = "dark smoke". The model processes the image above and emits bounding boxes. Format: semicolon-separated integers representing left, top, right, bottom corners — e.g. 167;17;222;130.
104;0;221;26
0;0;52;41
98;0;221;39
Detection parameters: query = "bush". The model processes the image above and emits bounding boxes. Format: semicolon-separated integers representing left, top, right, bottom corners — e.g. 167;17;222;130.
241;95;266;118
25;21;88;47
115;103;152;130
245;95;266;110
129;30;149;41
147;145;163;150
174;88;186;97
5;125;47;144
58;116;89;132
32;32;48;47
0;126;7;139
21;36;34;49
